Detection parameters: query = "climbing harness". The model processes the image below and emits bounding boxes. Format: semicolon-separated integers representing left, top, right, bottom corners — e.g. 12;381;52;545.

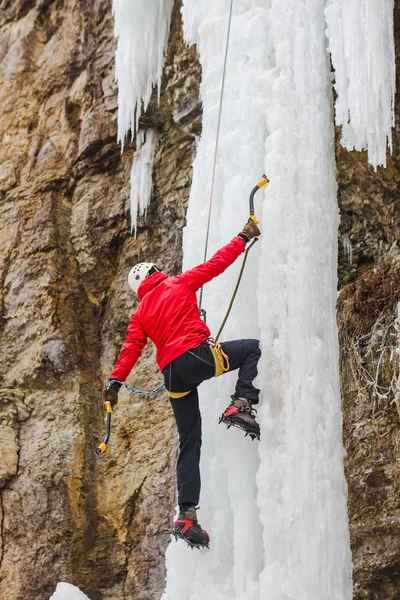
163;339;230;400
209;341;230;376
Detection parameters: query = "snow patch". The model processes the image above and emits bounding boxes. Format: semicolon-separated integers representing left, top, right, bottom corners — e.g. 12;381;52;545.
49;583;91;600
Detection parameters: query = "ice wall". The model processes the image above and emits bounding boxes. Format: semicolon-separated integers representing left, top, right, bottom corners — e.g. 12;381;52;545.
113;0;174;145
256;1;353;596
162;0;352;598
325;0;396;168
161;4;269;598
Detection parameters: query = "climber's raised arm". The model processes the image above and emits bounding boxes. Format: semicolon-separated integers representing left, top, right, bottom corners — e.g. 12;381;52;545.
177;221;260;292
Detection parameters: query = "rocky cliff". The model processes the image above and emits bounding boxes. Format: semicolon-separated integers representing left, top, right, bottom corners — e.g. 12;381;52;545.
0;0;398;599
336;3;400;594
0;1;200;598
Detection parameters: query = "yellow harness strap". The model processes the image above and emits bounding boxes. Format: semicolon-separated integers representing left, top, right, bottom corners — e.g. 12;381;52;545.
210;342;230;377
167;390;192;399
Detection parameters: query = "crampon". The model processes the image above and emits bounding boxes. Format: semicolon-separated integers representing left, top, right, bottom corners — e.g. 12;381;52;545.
173;507;210;550
219;397;260;441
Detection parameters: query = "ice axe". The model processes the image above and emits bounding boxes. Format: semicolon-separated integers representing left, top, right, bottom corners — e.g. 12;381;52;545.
91;401;113;464
249;174;268;224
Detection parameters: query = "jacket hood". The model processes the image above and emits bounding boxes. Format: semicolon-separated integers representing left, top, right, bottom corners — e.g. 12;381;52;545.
137;271;168;300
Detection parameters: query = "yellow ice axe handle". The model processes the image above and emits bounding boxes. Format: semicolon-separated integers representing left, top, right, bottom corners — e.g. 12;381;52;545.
249;174;269;224
97;402;113;455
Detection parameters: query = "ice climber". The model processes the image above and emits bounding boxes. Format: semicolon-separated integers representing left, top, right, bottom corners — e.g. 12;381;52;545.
104;220;262;549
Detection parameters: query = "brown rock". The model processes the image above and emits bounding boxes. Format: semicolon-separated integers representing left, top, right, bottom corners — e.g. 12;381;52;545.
0;0;200;598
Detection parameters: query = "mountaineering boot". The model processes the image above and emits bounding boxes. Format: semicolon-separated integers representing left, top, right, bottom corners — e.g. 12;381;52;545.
173;506;210;549
219;396;260;440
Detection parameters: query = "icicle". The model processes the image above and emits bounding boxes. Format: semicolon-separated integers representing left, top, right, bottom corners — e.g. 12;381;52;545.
113;0;174;146
341;233;353;265
130;128;157;233
325;0;396;169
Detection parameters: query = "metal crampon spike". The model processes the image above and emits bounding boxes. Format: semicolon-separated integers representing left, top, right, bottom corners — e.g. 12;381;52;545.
220;416;260;440
173;532;209;551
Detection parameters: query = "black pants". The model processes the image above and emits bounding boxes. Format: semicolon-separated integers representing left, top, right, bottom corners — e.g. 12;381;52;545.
162;339;261;506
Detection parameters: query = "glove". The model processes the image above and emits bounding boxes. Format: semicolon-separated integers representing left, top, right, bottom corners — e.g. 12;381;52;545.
238;220;261;243
103;380;122;407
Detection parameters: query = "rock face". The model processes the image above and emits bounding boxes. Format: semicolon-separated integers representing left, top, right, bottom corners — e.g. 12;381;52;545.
0;0;399;599
336;4;400;597
0;0;200;598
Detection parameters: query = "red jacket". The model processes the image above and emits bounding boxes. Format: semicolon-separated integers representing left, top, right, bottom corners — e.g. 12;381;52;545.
109;236;246;381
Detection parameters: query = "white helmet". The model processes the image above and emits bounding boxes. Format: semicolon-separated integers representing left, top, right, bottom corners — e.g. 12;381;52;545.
128;262;158;294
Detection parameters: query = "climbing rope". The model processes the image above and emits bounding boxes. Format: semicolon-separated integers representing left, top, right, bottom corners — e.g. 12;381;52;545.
199;0;235;312
215;238;258;342
214;175;268;341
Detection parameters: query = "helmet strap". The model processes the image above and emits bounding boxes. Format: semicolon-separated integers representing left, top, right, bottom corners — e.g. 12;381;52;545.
147;266;160;277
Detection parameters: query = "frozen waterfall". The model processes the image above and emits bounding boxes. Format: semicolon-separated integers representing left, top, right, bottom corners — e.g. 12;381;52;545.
111;0;395;599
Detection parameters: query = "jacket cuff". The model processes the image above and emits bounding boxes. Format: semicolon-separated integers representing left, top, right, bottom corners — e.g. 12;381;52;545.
237;233;249;244
108;378;122;389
